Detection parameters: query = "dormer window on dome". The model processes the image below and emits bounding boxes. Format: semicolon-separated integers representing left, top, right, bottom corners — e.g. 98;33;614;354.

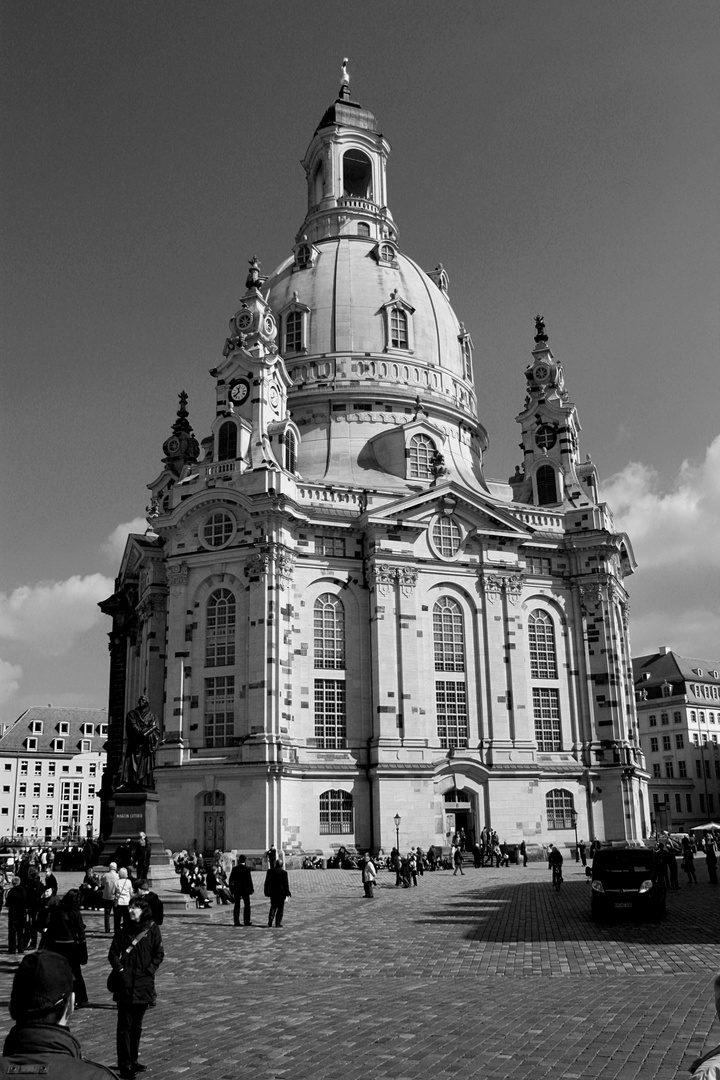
408;433;435;479
381;292;414;354
280;293;310;356
293;240;317;272
374;240;398;266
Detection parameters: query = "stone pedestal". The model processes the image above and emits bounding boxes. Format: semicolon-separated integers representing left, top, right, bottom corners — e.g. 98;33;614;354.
103;790;172;885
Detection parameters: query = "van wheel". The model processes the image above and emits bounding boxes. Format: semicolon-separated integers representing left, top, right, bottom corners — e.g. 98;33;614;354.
591;897;603;921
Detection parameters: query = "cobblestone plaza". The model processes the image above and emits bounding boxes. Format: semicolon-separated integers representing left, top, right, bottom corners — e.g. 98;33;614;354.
2;862;718;1078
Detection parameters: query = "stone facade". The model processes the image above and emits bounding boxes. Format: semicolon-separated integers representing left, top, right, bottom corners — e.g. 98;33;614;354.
100;77;649;858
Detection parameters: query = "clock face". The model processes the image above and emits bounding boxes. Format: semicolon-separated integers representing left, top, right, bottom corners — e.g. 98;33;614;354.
229;379;250;405
166;436;181;454
263;315;276;336
269;385;280;409
235;311;253;332
533;364;549;382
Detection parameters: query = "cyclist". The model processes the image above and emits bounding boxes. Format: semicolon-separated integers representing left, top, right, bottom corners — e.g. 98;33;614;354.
548;843;564;888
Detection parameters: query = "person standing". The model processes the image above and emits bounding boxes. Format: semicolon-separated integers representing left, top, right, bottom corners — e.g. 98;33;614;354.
361;854;377;898
705;834;718;885
264;853;291;927
41;888;89;1008
682;836;698;884
6;876;27;954
519;840;528;867
114;868;133;933
102;863;119;934
578;839;587;867
136;833;151;880
108;896;164;1080
229;854;254;926
135;880;164;926
2;950;116;1077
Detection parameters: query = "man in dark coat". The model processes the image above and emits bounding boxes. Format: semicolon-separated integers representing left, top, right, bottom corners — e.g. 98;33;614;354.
6;877;27;954
1;950;117;1077
263;855;291;927
229;854;254;926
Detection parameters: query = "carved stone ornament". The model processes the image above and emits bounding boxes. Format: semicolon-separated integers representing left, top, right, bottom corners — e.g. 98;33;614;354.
579;583;603;616
167;563;189;595
245;551;270;580
397;567;418;597
504;574;523;604
275;548;296;581
368;563;396;597
482;575;504;603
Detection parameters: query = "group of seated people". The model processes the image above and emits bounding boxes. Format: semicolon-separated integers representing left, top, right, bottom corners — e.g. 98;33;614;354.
177;850;232;907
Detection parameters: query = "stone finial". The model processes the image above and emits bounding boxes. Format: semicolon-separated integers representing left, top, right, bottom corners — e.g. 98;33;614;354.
341;58;349;86
534;314;548;344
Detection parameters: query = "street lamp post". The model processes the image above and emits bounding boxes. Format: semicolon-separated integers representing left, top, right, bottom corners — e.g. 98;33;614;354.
394;813;401;851
571;809;579;862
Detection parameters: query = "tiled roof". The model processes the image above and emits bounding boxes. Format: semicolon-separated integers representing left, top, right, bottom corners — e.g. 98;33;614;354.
633;651;720;687
0;706;108;755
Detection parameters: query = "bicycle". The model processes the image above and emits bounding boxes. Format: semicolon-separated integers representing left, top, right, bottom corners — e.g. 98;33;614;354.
552;864;563;890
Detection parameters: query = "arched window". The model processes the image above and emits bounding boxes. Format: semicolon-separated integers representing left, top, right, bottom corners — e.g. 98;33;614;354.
284;430;297;473
204;675;234;748
357;222;370;237
536;464;558;505
319;790;353;834
285;311;303;353
528;610;557;679
390;307;409;349
546;789;574;830
218;421;238;461
342;149;373;199
203;790;225;807
314;594;345;669
433;597;465;672
409;434;435;479
206;588;236;668
296;244;311;268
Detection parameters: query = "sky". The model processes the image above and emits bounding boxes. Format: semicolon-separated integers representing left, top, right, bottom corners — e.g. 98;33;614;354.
1;1;719;725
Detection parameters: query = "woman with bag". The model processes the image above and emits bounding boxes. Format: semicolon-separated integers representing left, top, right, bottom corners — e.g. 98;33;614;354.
41;887;89;1007
108;896;164;1080
113;867;133;933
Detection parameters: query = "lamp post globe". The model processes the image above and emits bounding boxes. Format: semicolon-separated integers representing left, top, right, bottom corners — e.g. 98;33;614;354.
394;813;401;851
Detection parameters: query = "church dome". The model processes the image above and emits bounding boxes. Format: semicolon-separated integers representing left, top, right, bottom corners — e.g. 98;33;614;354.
266;237;472;388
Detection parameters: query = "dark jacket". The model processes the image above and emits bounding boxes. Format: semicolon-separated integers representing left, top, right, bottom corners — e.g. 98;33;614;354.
108;919;164;1006
6;884;27;918
42;899;88;966
1;1023;117;1078
263;867;291;902
229;864;254;898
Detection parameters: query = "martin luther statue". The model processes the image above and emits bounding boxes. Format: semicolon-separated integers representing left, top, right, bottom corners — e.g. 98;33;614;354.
119;695;159;791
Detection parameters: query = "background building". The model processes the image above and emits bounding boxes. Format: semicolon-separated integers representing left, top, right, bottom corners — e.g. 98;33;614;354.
0;706;107;841
634;648;720;833
101;77;648;858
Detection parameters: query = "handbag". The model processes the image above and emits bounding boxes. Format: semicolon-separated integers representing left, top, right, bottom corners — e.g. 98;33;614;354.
106;929;149;994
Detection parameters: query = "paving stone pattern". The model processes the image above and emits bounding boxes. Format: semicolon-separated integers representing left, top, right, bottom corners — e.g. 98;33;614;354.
1;862;719;1078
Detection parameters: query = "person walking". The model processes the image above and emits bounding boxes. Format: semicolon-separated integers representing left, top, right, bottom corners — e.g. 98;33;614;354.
264;853;291;927
113;868;133;933
361;854;377;898
41;888;89;1009
6;876;28;954
579;839;587;867
108;896;164;1080
102;863;119;934
229;854;254;926
2;950;117;1077
452;845;464;876
682;837;698;884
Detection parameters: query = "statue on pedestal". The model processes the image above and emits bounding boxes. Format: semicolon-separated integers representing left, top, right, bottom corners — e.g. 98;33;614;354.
119;695;159;791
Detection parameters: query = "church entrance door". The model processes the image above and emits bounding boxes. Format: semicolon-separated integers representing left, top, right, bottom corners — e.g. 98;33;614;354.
202;789;226;854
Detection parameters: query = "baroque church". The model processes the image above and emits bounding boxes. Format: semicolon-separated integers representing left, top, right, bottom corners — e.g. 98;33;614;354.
100;73;649;858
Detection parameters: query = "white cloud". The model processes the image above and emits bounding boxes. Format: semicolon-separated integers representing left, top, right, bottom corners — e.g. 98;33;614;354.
102;517;149;562
0;574;114;657
0;659;22;705
602;435;720;659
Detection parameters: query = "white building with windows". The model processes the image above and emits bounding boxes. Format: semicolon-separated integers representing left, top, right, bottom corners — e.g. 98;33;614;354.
634;648;720;833
101;76;647;858
0;707;108;841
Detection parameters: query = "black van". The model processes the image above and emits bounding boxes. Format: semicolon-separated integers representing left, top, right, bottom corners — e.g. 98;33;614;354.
590;847;666;921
